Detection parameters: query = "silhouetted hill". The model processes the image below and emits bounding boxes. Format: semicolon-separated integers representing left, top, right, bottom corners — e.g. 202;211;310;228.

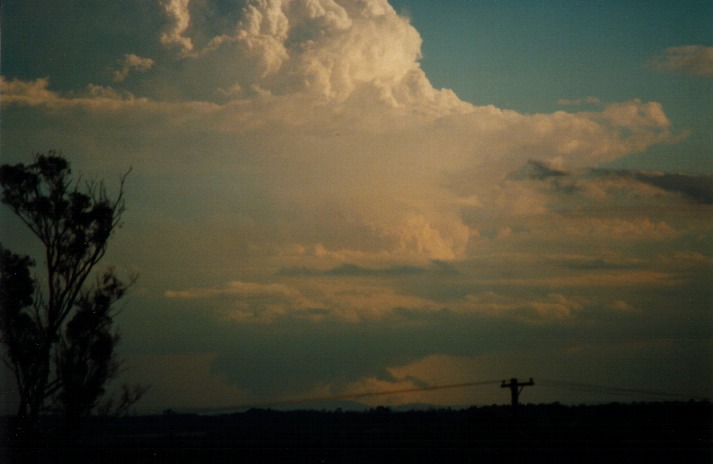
270;399;371;412
3;401;712;463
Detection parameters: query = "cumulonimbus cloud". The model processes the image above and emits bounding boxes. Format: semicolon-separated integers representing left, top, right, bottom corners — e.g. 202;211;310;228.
2;1;710;410
0;0;702;326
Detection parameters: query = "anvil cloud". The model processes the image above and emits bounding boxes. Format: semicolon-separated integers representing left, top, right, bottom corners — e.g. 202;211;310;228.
1;0;711;411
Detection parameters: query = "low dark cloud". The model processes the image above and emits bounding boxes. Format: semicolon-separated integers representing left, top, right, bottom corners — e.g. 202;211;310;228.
507;159;569;181
630;171;713;204
208;313;555;397
554;257;641;271
508;161;713;205
587;168;713;204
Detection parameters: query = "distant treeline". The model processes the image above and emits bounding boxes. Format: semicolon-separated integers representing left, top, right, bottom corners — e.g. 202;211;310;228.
4;401;712;464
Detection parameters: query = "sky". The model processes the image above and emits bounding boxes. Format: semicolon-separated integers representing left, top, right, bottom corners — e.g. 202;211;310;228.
1;0;712;413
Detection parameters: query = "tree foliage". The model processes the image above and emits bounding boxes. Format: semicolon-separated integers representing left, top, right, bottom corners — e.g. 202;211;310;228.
0;151;143;434
0;247;42;417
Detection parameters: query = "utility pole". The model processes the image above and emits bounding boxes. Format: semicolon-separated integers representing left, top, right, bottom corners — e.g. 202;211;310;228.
501;378;534;415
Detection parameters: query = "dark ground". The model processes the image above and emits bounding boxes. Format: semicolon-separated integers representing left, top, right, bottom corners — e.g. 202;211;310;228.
3;401;712;463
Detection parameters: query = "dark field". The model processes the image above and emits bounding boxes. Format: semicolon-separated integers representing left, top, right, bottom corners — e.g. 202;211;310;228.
3;401;712;463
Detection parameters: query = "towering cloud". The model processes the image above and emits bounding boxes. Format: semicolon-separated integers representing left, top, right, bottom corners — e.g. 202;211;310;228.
161;0;194;55
2;0;708;409
1;0;684;281
152;0;465;111
1;0;685;282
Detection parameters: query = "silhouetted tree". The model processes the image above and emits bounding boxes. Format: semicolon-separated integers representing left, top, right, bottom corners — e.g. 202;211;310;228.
95;383;151;417
55;270;129;431
0;151;142;437
0;246;41;428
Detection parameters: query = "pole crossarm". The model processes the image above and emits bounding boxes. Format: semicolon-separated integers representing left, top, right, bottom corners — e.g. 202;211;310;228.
501;378;535;412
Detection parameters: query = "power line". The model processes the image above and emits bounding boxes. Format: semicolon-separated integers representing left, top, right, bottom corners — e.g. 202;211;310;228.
189;377;710;414
538;378;711;401
199;380;502;413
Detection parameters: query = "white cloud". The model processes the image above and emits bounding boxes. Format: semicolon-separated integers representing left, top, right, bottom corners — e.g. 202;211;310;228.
165;280;299;299
609;300;639;313
650;45;713;77
600;99;670;130
1;77;125;107
113;53;155;82
562;217;677;241
462;292;583;323
163;268;678;324
1;73;682;279
166;278;442;324
157;0;467;110
0;77;57;105
160;0;194;55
